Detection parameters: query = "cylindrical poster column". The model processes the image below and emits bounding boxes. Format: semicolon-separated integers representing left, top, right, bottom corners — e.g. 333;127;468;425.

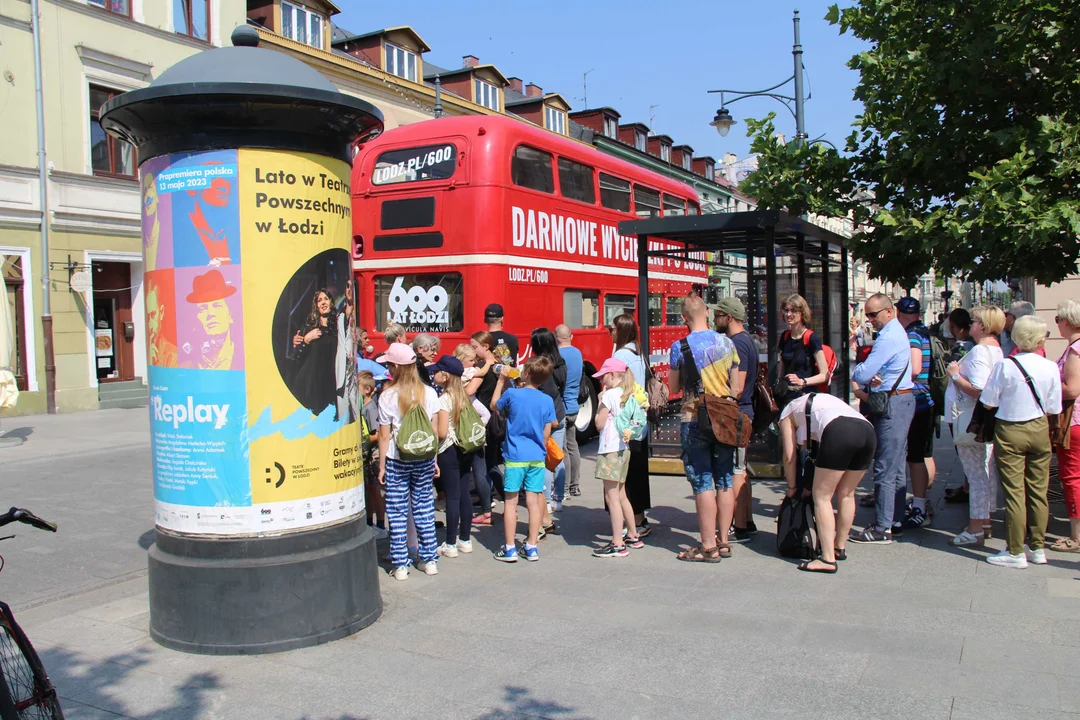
101;26;384;655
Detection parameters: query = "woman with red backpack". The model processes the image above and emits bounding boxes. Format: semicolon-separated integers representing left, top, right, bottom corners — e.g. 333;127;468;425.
776;294;833;405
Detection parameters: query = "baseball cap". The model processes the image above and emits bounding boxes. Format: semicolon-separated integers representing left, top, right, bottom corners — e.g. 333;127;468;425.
433;355;464;377
896;297;921;315
592;357;628;378
713;297;746;322
375;343;416;366
484;303;504;320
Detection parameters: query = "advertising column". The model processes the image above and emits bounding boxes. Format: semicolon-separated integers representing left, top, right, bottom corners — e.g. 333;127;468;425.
141;148;362;536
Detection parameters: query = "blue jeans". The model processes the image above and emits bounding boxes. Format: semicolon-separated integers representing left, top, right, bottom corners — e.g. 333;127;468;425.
871;393;916;532
545;423;566;502
681;422;735;495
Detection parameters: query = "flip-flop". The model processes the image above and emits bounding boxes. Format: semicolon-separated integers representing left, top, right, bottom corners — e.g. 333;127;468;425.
797;559;838;574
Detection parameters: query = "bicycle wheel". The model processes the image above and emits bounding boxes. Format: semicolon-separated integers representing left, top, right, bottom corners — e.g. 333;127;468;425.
0;603;63;720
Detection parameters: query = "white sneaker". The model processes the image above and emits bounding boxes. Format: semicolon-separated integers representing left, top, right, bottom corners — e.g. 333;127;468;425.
437;542;458;558
986;549;1028;569
552;500;564;512
415;560;439;575
391;566;409;581
547;502;554;514
371;525;388;540
456;539;473;554
951;530;985;546
1024;545;1048;565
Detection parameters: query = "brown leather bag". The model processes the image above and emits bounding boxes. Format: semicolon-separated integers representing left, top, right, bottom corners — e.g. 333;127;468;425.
703;394;753;448
1051;401;1073;449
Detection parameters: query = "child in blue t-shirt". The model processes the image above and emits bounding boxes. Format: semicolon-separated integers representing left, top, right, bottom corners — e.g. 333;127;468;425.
490;356;557;562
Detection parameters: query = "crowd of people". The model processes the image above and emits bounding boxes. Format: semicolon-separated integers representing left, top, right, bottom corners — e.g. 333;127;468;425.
354;292;1080;580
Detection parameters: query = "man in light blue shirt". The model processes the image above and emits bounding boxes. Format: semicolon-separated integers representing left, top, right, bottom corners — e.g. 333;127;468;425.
556;325;583;499
850;293;916;544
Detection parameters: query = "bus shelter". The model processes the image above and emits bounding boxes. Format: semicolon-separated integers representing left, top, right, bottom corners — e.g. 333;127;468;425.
619;210;852;470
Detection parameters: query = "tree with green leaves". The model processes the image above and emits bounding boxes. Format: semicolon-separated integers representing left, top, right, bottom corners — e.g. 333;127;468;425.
740;0;1080;288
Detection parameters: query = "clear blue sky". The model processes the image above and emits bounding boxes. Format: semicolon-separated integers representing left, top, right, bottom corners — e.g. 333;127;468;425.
336;0;867;161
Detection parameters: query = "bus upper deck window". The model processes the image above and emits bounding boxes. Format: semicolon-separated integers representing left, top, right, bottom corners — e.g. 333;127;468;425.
599;173;631;213
512;146;554;193
557;157;596;204
663;194;686;217
634;186;661;218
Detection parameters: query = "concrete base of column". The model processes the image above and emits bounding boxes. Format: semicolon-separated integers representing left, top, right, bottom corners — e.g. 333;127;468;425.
147;517;381;655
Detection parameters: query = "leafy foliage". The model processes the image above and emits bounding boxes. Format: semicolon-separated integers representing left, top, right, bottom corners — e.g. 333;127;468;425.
742;0;1080;287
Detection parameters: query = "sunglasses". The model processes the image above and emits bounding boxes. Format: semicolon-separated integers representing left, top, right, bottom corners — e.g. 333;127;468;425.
865;309;887;319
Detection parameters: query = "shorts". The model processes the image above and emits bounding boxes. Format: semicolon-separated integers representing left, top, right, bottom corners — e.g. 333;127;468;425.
595;450;630;483
504;462;545;494
906;408;935;463
733;447;747;476
681;422;735;495
816;417;877;471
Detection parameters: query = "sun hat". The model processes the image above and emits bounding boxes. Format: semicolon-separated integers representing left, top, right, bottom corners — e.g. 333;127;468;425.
433;355;464;377
592;357;628;378
376;343;417;365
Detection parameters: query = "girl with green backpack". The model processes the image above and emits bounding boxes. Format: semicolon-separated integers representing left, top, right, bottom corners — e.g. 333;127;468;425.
432;355;489;559
377;343;445;581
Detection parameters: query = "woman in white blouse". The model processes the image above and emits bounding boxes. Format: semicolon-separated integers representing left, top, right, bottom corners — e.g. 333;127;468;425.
980;315;1063;569
945;306;1005;546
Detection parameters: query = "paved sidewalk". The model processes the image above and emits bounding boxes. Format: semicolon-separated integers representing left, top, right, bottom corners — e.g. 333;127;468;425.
6;410;1080;719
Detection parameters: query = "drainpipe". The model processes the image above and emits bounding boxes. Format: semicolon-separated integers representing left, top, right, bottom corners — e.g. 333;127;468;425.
30;0;56;413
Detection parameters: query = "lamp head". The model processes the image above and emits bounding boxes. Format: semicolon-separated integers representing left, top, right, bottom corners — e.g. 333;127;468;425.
711;108;735;137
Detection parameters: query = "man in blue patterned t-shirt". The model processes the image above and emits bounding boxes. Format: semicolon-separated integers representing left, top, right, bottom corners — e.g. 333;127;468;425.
896;297;936;530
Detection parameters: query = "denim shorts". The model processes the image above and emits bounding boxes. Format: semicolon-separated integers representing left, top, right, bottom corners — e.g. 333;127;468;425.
681;422;736;495
504;462;545;493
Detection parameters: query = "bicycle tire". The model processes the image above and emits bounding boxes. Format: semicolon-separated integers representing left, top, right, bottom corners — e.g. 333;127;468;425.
0;603;63;720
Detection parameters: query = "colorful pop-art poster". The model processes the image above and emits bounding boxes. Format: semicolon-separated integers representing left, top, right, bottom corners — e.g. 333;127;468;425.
140;147;364;536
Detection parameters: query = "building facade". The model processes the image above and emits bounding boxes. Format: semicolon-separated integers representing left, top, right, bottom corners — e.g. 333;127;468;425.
1;0;247;416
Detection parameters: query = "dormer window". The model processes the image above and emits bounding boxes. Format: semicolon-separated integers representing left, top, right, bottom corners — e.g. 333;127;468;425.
475;79;500;111
603;116;618;138
282;1;323;49
661;144;671;162
635;132;647;152
681;154;691;170
386;43;417;81
545;106;566;135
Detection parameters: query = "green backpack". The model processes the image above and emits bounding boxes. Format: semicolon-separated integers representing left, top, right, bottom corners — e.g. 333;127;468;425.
615;395;648;442
454;400;487;453
395;404;437;460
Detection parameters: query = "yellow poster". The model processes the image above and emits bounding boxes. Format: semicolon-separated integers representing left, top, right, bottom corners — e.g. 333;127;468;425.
240;149;364;529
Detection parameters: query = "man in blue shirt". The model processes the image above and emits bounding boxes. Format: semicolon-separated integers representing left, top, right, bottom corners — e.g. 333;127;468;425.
850;293;916;544
555;324;584;499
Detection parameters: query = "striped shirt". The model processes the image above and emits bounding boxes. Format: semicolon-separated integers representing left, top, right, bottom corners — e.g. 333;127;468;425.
906;321;934;410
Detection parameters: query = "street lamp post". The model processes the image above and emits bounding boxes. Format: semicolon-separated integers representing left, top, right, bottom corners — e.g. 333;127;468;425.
709;10;808;145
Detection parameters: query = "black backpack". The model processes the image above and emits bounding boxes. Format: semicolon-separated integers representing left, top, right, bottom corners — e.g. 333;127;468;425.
776;494;818;560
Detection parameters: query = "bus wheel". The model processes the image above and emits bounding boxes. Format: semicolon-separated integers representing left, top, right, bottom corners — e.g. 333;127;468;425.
575;377;599;444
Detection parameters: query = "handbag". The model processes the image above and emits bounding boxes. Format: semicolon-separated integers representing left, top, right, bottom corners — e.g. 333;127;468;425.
752;364;779;434
1052;402;1074;449
703;393;753;448
643;361;669;425
967;402;999;444
952;402;980;446
544;435;565;472
865;360;909;420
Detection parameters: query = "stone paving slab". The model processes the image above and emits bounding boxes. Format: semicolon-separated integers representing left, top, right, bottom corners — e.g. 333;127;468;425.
6;408;1080;719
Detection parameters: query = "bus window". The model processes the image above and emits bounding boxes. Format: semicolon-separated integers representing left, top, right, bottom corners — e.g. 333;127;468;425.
634;186;661;218
599;173;631;212
648;293;663;327
374;272;464;333
663;194;686;217
373;144;456;185
604;293;636;327
512;145;554;194
564;290;599;329
665;296;684;326
688;200;701;215
557;157;596;204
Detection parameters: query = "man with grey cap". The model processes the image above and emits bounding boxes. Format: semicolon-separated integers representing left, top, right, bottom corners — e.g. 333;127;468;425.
1003;301;1045;358
714;297;760;541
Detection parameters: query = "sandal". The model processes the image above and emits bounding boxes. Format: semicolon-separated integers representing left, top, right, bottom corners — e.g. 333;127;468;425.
1051;537;1080;553
797;559;838;574
835;548;847;561
677;545;722;563
717;543;732;559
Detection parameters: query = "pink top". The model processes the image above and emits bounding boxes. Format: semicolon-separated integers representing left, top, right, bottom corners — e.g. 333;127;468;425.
1058;339;1080;426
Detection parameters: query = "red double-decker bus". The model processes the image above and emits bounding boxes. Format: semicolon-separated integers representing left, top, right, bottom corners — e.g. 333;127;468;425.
351;115;707;433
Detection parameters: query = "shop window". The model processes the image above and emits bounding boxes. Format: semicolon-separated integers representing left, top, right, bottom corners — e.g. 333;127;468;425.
88;0;130;17
564;290;599;329
90;85;136;178
604;294;636;327
557;157;595;204
511;145;554;194
2;255;27;391
599;173;631;212
634;185;661;218
174;0;209;41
